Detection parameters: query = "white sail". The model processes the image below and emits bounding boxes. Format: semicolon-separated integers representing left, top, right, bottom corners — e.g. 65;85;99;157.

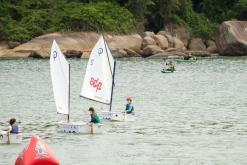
50;40;70;115
80;36;115;104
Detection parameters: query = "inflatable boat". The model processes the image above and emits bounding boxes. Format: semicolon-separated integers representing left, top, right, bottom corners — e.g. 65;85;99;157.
15;136;59;165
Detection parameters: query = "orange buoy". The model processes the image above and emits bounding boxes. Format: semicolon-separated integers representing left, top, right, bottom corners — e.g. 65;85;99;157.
15;136;59;165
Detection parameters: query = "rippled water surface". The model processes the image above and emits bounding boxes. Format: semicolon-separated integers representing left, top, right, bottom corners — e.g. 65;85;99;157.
1;57;247;165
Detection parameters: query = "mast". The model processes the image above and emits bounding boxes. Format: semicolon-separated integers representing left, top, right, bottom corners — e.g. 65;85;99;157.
103;35;115;112
109;60;116;112
103;35;113;75
68;64;70;123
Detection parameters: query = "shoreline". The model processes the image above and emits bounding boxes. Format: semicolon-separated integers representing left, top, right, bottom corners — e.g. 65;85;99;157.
1;55;247;61
0;21;246;59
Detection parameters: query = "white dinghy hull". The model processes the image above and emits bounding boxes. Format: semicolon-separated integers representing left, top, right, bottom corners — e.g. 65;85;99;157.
101;111;135;122
0;131;22;144
58;122;104;134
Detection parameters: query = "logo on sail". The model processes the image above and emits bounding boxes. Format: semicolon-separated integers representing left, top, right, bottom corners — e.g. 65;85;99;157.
98;48;103;56
53;51;58;61
90;77;102;92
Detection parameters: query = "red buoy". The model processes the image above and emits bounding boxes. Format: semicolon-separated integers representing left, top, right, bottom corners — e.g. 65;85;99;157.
15;136;59;165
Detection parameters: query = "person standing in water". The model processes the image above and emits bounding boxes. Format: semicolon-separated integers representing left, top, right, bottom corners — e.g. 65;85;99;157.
7;118;19;134
88;107;101;124
124;97;135;115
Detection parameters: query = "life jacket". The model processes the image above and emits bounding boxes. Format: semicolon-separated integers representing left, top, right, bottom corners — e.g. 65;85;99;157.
126;104;134;113
91;114;100;123
11;123;19;134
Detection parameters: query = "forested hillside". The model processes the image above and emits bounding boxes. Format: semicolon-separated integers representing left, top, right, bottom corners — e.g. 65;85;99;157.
0;0;246;42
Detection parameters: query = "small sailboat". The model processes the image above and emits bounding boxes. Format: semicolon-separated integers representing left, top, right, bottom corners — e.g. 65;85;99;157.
0;131;22;144
80;36;135;122
50;40;103;134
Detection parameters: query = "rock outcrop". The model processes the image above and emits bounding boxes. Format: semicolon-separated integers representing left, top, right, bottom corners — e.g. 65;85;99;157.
157;31;174;47
123;48;142;57
0;26;225;59
106;34;142;53
188;38;207;51
142;45;164;57
163;23;190;47
0;32;142;58
216;21;247;56
64;50;82;58
152;35;168;49
173;37;185;50
141;36;156;49
206;40;218;53
8;41;20;49
143;31;155;38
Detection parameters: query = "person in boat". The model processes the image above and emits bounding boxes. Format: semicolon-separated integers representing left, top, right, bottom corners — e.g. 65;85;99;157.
88;107;101;124
124;97;135;115
7;118;19;134
183;52;192;60
166;61;175;72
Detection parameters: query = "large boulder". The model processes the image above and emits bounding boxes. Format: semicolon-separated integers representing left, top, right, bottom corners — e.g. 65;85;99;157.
0;32;142;58
141;36;156;49
173;37;185;50
157;31;174;47
142;45;164;57
123;48;142;57
163;23;190;47
206;40;218;53
152;35;168;49
106;34;142;52
216;21;247;56
110;49;128;58
64;50;82;58
189;38;207;51
143;31;155;38
11;32;100;58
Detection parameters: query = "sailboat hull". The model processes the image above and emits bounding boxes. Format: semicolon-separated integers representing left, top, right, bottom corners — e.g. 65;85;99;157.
0;131;22;144
101;111;135;122
58;121;104;134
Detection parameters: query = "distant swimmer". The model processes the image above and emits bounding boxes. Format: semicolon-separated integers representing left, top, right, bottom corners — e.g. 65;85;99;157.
124;97;135;115
88;107;101;124
166;61;175;72
7;118;19;134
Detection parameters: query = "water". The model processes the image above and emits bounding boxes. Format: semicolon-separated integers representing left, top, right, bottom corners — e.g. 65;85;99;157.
0;57;247;165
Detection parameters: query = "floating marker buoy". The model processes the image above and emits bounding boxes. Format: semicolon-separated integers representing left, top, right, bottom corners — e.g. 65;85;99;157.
15;136;59;165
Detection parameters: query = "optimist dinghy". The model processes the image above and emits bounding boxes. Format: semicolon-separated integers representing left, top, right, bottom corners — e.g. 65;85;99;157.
50;40;103;134
80;36;135;122
0;131;22;144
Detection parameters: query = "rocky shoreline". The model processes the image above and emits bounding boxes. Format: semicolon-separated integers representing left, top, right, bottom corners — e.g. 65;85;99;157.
0;21;246;59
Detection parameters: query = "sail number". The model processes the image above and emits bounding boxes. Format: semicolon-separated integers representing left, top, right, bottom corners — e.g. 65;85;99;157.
53;51;58;61
98;48;103;56
90;77;102;92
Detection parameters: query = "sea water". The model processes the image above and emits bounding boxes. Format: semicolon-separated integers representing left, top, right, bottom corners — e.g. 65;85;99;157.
0;57;247;165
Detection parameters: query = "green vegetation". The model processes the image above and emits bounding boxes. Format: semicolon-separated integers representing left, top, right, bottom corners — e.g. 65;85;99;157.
0;0;246;42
